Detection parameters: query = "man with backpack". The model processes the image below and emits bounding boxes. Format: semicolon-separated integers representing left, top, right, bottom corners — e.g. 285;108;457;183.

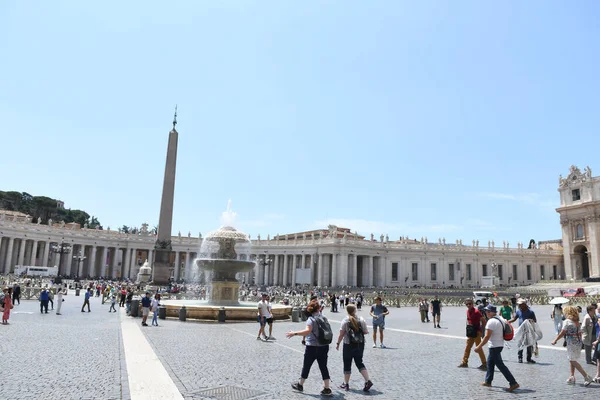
474;304;520;392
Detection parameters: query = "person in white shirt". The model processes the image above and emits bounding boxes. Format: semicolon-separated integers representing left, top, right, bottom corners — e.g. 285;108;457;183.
257;293;270;341
55;287;64;315
151;294;161;326
266;296;275;340
474;304;520;392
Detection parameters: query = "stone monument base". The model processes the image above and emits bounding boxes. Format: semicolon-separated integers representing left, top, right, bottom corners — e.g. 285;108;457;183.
208;281;241;306
152;249;172;285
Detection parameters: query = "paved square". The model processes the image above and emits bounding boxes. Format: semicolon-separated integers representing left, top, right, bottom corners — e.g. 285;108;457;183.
2;294;599;399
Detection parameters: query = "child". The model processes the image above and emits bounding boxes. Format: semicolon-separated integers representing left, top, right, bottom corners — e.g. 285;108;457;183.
551;305;593;385
109;294;117;312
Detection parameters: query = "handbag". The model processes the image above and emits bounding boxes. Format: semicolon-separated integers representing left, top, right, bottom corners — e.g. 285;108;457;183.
466;324;477;338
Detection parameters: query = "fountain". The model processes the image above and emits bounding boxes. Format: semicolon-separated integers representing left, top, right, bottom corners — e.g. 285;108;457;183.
160;201;292;321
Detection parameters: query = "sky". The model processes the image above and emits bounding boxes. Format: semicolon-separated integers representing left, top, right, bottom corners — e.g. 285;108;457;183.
1;1;599;246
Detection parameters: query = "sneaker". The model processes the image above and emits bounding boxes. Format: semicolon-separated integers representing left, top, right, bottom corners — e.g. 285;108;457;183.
291;383;303;392
518;358;523;363
363;380;373;392
481;382;491;387
477;364;487;371
268;336;276;340
256;336;262;340
457;363;468;368
339;383;349;391
566;376;575;384
526;359;536;364
584;376;593;387
592;377;600;384
373;344;377;348
433;325;437;328
380;344;386;349
437;324;441;328
507;383;520;392
320;388;333;396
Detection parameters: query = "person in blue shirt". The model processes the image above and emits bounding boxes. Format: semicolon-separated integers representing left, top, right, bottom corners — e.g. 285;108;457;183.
81;288;92;312
508;299;537;363
39;289;50;314
141;292;152;326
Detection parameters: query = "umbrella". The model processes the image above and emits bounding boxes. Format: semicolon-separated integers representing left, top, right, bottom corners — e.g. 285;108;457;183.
549;297;569;305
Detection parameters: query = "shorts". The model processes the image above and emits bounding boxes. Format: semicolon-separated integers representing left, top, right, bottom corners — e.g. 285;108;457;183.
432;311;441;316
266;317;274;324
142;307;150;317
373;322;385;331
257;316;266;326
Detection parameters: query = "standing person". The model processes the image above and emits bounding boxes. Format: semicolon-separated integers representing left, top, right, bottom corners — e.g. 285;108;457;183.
335;304;373;392
552;304;565;335
369;297;389;348
39;288;49;314
151;294;161;326
458;299;487;370
431;295;442;328
109;294;117;312
590;316;600;383
551;305;594;385
286;302;333;397
509;299;537;363
48;289;54;310
499;300;512;320
418;298;429;323
474;304;520;392
2;287;13;324
81;288;92;312
55;287;64;315
140;292;152;326
582;305;598;365
125;289;133;315
257;293;269;341
266;296;275;340
120;288;127;307
12;283;20;306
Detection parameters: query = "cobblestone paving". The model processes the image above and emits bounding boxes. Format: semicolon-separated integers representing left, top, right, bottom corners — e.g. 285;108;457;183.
142;304;600;400
0;293;126;400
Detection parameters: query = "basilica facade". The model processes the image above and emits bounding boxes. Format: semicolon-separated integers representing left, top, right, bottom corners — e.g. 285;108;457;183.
0;165;596;287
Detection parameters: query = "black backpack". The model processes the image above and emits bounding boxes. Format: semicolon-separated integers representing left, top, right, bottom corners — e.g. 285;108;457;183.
311;315;333;345
347;320;365;344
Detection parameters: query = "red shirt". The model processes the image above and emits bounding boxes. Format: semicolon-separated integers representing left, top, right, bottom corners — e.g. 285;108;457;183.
467;307;483;332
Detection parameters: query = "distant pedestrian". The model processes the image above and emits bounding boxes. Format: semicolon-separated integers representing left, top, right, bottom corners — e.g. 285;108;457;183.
257;293;269;341
552;304;564;335
12;283;20;305
2;287;13;324
81;288;92;312
474;304;520;392
431;295;442;328
56;287;64;315
141;292;152;326
266;296;275;339
39;289;50;314
109;295;117;312
48;289;54;310
499;300;512;320
551;305;594;386
582;305;598;365
370;297;389;348
120;288;127;307
335;304;373;392
151;294;161;326
286;301;333;396
418;298;429;323
126;290;133;315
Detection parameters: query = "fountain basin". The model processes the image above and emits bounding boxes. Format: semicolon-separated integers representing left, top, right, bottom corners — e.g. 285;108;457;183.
161;299;292;321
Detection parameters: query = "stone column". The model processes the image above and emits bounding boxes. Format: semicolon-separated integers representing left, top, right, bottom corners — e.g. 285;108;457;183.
351;253;358;286
301;254;306;270
367;256;374;287
30;240;39;266
262;258;268;285
273;255;280;285
282;254;289;286
331;253;338;287
339;252;348;286
380;256;387;286
42;241;50;267
308;254;315;286
317;253;324;287
291;254;297;286
124;248;131;279
100;247;108;278
130;249;138;279
90;246;97;277
148;249;154;268
174;251;180;281
4;237;14;273
17;239;26;267
112;248;120;279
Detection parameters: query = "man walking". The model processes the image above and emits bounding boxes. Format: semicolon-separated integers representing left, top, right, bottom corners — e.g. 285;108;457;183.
12;283;20;305
141;292;152;326
474;304;519;392
81;288;92;312
508;299;537;363
257;293;269;341
431;295;442;328
458;298;487;370
370;297;389;348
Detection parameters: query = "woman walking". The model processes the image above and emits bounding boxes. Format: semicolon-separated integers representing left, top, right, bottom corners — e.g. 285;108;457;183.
151;294;161;326
286;302;332;396
335;304;373;392
551;305;594;385
2;287;13;324
552;304;564;335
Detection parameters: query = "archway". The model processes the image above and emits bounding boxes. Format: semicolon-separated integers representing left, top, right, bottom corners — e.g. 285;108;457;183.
573;245;590;279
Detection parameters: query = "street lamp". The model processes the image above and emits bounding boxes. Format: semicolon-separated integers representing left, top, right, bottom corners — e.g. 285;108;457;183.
257;255;273;285
50;241;72;278
73;251;87;279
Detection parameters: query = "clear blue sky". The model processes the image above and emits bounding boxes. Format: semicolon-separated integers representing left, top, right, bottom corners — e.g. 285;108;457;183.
1;1;599;245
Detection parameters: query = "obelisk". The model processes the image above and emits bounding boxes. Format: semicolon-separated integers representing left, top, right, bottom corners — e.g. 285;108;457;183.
153;107;179;284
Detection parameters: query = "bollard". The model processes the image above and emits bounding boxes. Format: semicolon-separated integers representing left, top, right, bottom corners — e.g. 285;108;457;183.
75;288;81;296
158;306;167;320
301;307;308;321
291;307;300;322
218;307;226;323
130;299;140;317
179;306;187;321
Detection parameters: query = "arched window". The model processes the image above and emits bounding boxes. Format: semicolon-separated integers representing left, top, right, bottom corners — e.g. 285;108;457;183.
576;224;584;239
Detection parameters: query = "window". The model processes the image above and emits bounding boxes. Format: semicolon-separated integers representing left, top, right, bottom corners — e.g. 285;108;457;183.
482;264;488;276
572;189;581;201
498;264;503;280
540;265;545;280
526;265;532;281
431;263;437;281
512;264;518;281
449;263;455;281
411;262;418;281
576;224;584;239
466;264;472;281
392;262;398;281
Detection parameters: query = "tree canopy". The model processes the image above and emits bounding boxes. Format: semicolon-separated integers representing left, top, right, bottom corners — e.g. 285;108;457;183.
0;190;103;229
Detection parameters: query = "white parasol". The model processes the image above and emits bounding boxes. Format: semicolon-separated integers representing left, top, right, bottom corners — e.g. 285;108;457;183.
549;297;569;305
